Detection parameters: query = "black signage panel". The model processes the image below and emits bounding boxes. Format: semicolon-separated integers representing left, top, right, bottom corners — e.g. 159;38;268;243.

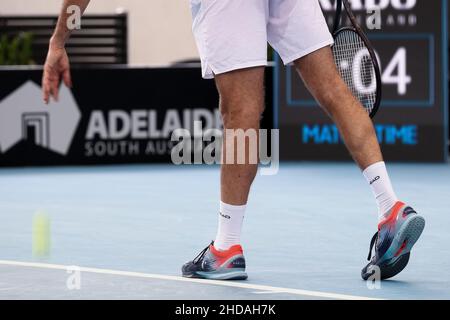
275;0;448;162
0;67;216;166
0;66;273;167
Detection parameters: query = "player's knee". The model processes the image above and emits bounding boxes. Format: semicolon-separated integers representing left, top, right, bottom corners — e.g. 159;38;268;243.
220;100;263;129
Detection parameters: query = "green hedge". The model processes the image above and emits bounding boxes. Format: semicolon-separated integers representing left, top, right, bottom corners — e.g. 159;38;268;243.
0;32;35;65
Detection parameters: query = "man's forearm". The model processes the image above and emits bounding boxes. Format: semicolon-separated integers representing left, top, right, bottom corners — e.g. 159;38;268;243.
50;0;90;48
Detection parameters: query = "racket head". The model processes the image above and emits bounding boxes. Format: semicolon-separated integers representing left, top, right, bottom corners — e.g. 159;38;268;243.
332;27;382;118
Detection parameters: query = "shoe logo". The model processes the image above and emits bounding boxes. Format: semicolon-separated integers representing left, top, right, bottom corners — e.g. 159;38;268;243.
402;207;416;218
369;176;380;185
219;212;231;219
202;257;215;271
231;259;245;267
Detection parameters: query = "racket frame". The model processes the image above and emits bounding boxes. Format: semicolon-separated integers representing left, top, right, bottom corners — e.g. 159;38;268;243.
332;0;382;118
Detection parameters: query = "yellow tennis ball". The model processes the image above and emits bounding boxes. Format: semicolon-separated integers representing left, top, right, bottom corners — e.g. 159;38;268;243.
32;211;51;257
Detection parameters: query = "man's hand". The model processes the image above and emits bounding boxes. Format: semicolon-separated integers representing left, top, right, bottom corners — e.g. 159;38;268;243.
42;41;72;104
41;0;91;103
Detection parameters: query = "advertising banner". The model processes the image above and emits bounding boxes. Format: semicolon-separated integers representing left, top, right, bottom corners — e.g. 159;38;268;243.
0;67;273;167
275;0;448;162
0;67;221;166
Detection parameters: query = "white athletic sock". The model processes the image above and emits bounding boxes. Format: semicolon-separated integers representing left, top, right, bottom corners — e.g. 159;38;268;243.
363;161;399;221
214;201;246;251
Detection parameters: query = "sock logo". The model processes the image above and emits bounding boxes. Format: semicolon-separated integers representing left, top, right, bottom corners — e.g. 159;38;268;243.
369;176;380;185
219;212;231;220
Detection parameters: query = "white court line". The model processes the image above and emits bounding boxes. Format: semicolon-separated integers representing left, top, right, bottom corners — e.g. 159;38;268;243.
252;291;284;294
0;260;379;300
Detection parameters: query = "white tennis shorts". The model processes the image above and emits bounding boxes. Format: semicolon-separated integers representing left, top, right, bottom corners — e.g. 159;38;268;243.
189;0;334;79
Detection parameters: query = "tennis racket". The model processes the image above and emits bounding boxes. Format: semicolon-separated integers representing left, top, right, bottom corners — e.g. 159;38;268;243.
331;0;382;118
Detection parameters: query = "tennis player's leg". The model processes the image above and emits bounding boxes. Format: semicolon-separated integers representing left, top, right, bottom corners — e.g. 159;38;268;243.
266;0;424;280
293;47;425;280
268;0;395;217
181;70;264;281
182;0;268;280
215;66;265;243
181;69;264;279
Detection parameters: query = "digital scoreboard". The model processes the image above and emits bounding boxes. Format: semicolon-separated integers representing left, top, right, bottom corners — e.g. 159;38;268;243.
275;0;448;162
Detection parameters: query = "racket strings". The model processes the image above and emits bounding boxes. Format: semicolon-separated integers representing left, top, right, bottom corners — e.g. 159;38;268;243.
332;29;377;114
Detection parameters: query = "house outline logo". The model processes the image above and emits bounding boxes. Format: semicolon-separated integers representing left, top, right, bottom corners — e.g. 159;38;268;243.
0;81;81;156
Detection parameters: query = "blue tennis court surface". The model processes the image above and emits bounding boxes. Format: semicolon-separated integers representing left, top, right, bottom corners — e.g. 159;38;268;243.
0;163;449;299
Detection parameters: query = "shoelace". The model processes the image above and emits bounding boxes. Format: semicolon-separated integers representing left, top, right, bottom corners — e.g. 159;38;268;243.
367;232;379;261
193;241;214;265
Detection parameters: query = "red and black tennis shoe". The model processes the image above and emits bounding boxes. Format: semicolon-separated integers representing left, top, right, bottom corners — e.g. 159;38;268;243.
362;201;425;280
182;241;248;280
